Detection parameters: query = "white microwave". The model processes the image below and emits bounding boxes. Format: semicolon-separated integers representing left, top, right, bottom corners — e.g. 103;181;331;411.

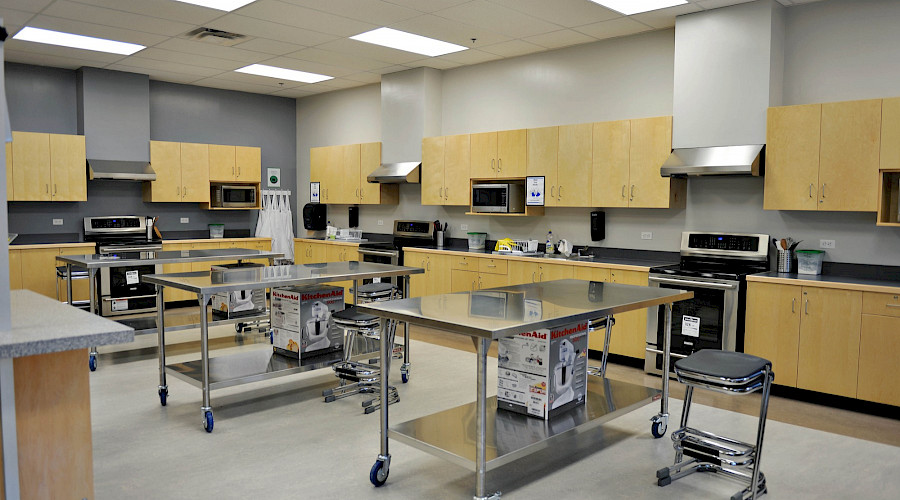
471;183;525;213
211;184;257;208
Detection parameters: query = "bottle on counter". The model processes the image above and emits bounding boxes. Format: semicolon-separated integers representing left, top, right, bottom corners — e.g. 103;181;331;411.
545;230;554;255
326;220;337;240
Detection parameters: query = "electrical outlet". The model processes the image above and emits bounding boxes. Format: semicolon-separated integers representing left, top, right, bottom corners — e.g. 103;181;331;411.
819;239;835;249
641;232;652;240
52;219;63;226
377;219;384;226
461;224;469;231
180;217;189;224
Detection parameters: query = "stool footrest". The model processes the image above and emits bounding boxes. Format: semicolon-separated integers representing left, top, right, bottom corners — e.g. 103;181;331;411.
676;427;756;462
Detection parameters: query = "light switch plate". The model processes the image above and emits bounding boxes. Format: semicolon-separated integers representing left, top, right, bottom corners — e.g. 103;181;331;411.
461;224;469;231
820;239;835;249
52;218;63;226
641;232;652;240
180;217;189;224
377;220;384;226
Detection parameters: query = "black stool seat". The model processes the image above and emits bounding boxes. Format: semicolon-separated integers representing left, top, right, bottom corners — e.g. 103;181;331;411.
333;306;379;323
675;350;772;380
356;282;396;294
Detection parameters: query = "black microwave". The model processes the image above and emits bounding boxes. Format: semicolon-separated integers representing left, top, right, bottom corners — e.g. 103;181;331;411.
471;183;526;213
212;185;257;208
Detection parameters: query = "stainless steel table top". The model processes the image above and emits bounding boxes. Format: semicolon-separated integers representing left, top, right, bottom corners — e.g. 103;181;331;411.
357;279;693;340
143;261;424;294
56;248;283;268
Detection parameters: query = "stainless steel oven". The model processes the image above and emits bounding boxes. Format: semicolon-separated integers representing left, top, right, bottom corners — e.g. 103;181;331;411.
99;255;162;316
357;220;434;297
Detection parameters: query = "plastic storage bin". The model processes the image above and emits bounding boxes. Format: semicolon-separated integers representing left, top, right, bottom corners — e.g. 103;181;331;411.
209;224;225;238
796;250;825;275
467;232;487;250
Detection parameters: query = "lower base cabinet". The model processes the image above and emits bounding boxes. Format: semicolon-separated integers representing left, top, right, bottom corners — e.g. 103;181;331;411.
9;245;94;304
857;306;900;406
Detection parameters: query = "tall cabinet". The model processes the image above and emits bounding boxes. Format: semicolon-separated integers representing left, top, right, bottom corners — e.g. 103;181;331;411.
422;134;470;206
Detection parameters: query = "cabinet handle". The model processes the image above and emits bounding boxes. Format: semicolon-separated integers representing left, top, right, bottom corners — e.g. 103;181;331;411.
472;280;476;290
46;183;49;193
558;185;563;200
886;304;900;309
426;260;431;271
805;299;809;315
54;184;57;195
177;186;180;196
460;261;467;266
630;185;635;201
445;187;448;200
809;183;814;198
356;188;359;199
821;184;826;198
232;166;235;176
237;166;240;177
531;272;536;282
498;158;501;174
438;186;442;199
491;159;495;171
487;263;496;268
540;272;543;281
792;297;795;313
622;185;627;199
183;186;187;197
550;186;556;198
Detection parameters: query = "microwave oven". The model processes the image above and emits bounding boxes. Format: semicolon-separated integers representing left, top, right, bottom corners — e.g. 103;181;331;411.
471;183;525;213
211;184;257;208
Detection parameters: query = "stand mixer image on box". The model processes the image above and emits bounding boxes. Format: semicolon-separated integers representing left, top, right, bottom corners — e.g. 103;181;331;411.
271;285;344;359
303;301;333;351
552;339;577;407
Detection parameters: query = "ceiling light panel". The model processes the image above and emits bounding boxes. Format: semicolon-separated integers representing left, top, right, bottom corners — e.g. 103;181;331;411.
589;0;688;15
171;0;257;11
12;27;145;55
350;27;467;57
235;64;333;83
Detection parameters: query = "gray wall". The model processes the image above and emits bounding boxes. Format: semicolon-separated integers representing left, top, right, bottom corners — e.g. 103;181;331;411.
78;67;150;161
6;65;296;236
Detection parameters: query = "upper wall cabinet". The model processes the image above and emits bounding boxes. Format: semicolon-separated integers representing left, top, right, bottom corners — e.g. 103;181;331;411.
422;134;470;206
209;145;261;183
526;124;594;208
8;131;86;202
470;130;526;179
310;142;398;205
765;99;882;212
144;141;210;203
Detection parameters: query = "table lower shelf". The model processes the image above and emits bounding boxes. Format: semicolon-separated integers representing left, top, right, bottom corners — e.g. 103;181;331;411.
388;376;659;472
117;310;269;336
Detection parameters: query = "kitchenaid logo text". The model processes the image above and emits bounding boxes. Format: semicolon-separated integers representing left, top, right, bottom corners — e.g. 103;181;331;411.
300;291;343;301
551;323;587;339
518;331;546;339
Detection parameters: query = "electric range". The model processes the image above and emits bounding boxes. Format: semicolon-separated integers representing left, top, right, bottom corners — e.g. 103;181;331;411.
356;220;434;296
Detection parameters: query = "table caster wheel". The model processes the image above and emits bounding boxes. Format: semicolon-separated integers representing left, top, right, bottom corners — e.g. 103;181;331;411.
235;322;245;333
159;388;168;406
89;354;97;372
651;420;667;438
370;460;389;486
204;410;214;433
401;372;409;384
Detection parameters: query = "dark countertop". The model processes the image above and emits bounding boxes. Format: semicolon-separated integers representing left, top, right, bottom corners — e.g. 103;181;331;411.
404;244;678;269
10;233;84;245
750;271;900;291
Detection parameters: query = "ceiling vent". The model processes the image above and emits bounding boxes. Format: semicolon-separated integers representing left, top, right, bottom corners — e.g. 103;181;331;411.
180;27;250;47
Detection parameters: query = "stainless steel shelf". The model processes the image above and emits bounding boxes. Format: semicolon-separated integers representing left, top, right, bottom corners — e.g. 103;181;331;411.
388;376;659;472
117;311;269;336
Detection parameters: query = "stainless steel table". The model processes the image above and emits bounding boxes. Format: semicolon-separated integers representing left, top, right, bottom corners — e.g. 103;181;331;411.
57;248;283;370
357;279;693;500
143;261;424;432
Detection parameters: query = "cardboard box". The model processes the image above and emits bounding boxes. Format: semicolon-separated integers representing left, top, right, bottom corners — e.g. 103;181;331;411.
211;263;267;319
271;285;344;358
497;321;589;419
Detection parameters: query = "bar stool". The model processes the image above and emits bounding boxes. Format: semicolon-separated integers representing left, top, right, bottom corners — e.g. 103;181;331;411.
585;315;616;378
354;282;407;371
656;349;774;500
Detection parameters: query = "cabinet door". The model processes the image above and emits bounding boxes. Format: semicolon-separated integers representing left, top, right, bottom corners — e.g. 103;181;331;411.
592;120;630;208
765;104;821;210
797;286;862;398
310;146;328;187
422;137;445;205
189;242;223;272
629;116;675;208
209;144;236;182
8;249;22;290
470;132;497;179
507;260;539;285
443;134;471;205
57;246;94;304
557;123;592;207
359;142;382;204
527;127;558;206
573;265;610;283
819;99;881;212
180;143;210;202
12;131;51;201
428;253;454;296
451;269;478;293
235;146;261;182
295;241;325;265
5;142;12;200
744;282;802;387
857;314;900;406
148;141;182;202
537;262;573;282
339;144;361;204
161;243;193;302
19;248;60;298
478;272;508;290
497;129;526;177
405;251;429;298
608;269;649;358
49;134;86;201
881;97;900;170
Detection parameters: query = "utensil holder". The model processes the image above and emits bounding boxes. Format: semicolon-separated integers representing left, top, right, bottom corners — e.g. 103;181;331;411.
435;231;444;248
777;249;792;273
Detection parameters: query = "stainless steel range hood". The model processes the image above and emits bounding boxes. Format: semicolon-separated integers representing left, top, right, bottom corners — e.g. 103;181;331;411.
88;159;156;181
367;162;421;183
661;145;764;177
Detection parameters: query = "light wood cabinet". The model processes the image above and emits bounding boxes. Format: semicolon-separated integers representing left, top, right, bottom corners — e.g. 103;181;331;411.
161;242;194;303
359;142;398;204
592;120;631;207
470;130;526;179
5;142;12;200
628;116;683;208
49;133;87;201
405;250;452;298
206;144;261;183
235;146;261;182
450;262;508;292
797;286;862;398
180;143;211;203
145;141;210;203
325;244;359;304
9;132;86;202
451;269;478;293
10;245;94;302
556;123;593;207
310;143;396;205
421;136;445;205
208;144;236;182
765;99;881;212
608;269;649;358
8;249;22;290
508;260;573;285
11;131;51;201
294;240;328;265
857;313;900;406
744;282;802;386
470;132;498;179
527;126;559;206
422;135;470;206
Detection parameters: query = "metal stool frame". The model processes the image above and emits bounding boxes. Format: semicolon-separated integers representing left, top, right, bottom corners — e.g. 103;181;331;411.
585;315;616;378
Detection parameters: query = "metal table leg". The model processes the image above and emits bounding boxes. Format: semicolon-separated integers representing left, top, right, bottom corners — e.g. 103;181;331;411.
650;303;673;437
370;317;392;486
401;275;410;383
88;268;98;371
156;285;168;407
66;263;73;307
199;293;214;432
474;337;500;500
0;358;21;499
600;314;613;378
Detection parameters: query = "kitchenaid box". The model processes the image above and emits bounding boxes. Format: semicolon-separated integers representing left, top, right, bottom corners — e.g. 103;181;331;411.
271;285;344;358
497;322;589;419
211;263;266;319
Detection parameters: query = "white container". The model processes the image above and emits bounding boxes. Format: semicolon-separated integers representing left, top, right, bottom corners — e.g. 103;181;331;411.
796;250;825;275
208;224;224;238
467;232;487;250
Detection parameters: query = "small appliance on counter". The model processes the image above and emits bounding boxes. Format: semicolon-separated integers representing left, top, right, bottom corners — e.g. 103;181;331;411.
303;203;327;231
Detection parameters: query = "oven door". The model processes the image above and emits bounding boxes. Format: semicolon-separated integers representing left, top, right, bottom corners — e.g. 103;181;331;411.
357;247;401;294
100;264;162;316
645;275;739;374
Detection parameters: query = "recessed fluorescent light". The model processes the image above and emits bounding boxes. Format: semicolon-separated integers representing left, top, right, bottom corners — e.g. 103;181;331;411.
12;27;145;56
589;0;688;16
350;27;467;57
235;64;333;84
171;0;256;11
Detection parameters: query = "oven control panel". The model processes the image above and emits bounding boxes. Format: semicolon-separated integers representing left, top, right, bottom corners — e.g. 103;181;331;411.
394;220;432;237
688;234;759;252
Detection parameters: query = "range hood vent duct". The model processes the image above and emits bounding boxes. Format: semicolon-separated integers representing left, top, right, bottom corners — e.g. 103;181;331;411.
88;159;156;181
661;144;764;177
367;162;421;183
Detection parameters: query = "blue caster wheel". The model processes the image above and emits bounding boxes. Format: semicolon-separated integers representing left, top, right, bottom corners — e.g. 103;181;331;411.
370;460;388;486
235;322;245;333
89;355;97;372
204;411;214;433
401;372;409;384
269;330;274;344
651;420;667;438
159;388;168;407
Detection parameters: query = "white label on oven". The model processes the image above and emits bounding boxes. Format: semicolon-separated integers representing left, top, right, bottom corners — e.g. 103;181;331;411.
372;277;381;283
682;315;700;337
125;270;140;285
112;299;129;311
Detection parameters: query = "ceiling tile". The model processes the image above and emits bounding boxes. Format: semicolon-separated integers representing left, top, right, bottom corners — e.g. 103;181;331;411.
312;78;370;91
4;40;127;65
27;15;169;46
154;38;266;63
372;64;413;75
202;70;306;89
43;1;196;37
0;8;37;28
488;0;622;28
381;0;471;13
283;47;395;72
434;0;562;39
4;49;113;70
0;0;53;14
439;48;502;65
269;87;318;98
191;77;292;95
279;0;421;25
110;55;225;77
315;38;424;65
69;0;225;26
342;72;384;84
128;47;245;71
104;63;206;84
207;14;338;47
237;0;378;37
389;14;510;47
404;57;463;70
694;0;758;9
573;17;654;41
479;39;546;58
524;29;598;49
630;3;703;29
230;38;307;56
258;56;358;78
